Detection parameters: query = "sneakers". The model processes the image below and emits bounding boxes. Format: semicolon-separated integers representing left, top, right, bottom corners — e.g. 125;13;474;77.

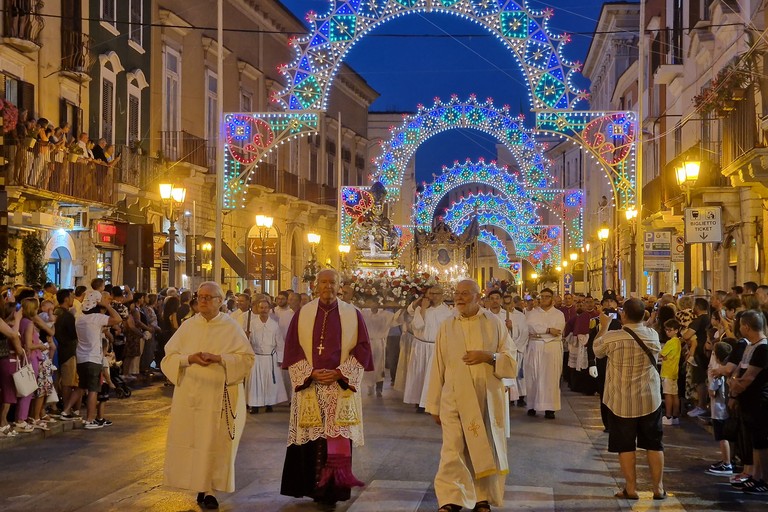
687;406;707;417
662;416;673;426
731;475;754;488
707;461;733;475
744;480;768;494
59;411;78;420
672;417;680;425
95;418;113;427
83;420;103;430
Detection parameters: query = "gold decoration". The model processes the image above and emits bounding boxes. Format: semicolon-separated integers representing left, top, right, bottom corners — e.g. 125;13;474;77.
298;386;323;427
468;420;481;438
335;389;360;426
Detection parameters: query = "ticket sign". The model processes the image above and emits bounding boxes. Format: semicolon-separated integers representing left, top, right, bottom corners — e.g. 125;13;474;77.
684;207;722;243
643;231;671;272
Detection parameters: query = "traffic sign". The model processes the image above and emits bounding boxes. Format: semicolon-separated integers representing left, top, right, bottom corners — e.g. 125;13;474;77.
563;273;573;294
644;231;671;272
672;235;684;262
685;207;722;243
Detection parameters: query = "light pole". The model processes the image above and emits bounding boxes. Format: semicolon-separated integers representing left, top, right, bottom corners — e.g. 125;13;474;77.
201;242;212;280
625;208;638;296
674;158;701;293
582;243;590;297
569;251;578;294
338;244;350;272
159;183;186;289
598;226;610;294
531;272;538;293
256;214;274;295
555;265;562;295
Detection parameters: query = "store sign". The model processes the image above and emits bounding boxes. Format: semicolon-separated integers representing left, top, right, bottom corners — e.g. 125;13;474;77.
643;231;671;272
96;222;117;244
684;206;722;243
247;237;279;281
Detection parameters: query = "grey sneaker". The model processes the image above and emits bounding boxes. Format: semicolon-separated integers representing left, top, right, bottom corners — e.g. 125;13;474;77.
707;461;733;475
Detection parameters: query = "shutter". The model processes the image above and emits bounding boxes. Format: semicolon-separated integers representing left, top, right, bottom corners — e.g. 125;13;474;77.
128;93;139;144
19;81;35;118
689;0;701;28
102;78;114;143
0;73;6;101
60;98;68;128
74;105;82;140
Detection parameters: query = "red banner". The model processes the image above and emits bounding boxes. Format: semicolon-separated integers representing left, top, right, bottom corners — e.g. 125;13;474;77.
247;237;279;280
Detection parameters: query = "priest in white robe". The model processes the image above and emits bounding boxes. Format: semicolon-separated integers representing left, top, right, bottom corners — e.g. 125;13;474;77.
524;288;566;419
161;282;255;510
393;307;413;393
426;279;517;512
242;298;287;413
403;286;452;408
361;304;395;397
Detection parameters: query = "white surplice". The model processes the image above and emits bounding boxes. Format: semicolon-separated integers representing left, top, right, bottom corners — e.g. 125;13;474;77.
393;309;412;392
524;306;566;411
426;309;517;509
361;308;395;386
241;312;288;407
273;306;295;398
403;302;452;406
161;313;255;494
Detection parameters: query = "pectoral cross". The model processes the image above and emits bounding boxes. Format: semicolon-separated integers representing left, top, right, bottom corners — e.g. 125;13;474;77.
317;340;325;355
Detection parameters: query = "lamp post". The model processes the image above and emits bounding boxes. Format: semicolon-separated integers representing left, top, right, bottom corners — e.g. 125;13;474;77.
159;183;186;288
531;272;538;293
625;208;638;297
256;214;274;295
201;242;212;280
338;244;351;272
674;158;701;293
569;251;578;294
582;243;591;296
598;226;610;294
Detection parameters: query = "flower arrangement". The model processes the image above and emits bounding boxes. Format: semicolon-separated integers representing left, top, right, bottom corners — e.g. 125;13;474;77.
0;99;18;134
345;270;439;307
693;59;755;115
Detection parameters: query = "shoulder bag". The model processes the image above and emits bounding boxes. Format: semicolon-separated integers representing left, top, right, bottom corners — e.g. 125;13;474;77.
623;327;660;373
13;352;39;397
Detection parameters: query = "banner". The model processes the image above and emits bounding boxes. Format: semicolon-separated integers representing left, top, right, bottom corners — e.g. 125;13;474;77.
247;237;279;281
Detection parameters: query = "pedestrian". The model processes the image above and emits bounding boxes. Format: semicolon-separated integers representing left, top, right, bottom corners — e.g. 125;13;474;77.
280;269;373;508
594;298;665;500
705;341;733;475
161;282;255;510
426;279;517;512
242;298;287;413
660;319;682;425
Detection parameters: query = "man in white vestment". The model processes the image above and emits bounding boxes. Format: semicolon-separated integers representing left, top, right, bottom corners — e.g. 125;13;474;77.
426;279;517;512
486;290;529;406
524;288;566;419
242;298;287;413
403;286;452;409
229;293;250;324
393;306;412;392
361;303;396;397
161;282;255;510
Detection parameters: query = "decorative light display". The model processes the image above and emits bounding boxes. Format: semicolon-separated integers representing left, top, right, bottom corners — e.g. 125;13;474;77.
442;192;542;227
338;186;416;250
536;111;638;209
276;0;587;113
223;112;319;209
373;95;555;201
478;229;513;268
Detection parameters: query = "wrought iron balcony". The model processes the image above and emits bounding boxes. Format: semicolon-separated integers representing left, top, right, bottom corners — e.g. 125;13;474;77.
61;31;92;81
160;131;215;171
2;0;44;52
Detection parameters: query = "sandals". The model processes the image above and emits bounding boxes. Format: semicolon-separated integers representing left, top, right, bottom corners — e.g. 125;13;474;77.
473;501;492;512
614;488;639;500
653;490;668;500
438;505;462;512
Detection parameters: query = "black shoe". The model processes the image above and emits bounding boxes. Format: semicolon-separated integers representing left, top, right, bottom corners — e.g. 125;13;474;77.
517;398;526;407
250;407;259;414
545;410;555;419
265;405;273;413
527;409;536;417
197;492;205;504
416;406;425;413
202;494;219;509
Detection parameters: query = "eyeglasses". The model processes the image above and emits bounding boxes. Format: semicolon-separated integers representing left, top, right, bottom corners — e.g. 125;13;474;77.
540;294;553;299
197;295;221;302
452;291;475;298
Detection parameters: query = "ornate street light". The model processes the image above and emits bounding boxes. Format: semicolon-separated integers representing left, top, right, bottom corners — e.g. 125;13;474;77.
201;242;213;280
256;215;274;294
160;183;186;288
582;243;591;297
338;244;351;272
598;226;610;295
674;158;701;293
304;232;322;285
625;207;639;296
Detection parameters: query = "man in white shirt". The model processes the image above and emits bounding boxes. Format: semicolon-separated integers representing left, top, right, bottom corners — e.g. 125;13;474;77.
403;286;453;409
524;288;566;419
362;304;396;397
229;293;250;324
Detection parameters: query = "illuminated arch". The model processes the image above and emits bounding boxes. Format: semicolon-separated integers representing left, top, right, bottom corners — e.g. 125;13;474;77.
478;229;512;268
374;95;554;197
442;192;541;227
276;0;587;112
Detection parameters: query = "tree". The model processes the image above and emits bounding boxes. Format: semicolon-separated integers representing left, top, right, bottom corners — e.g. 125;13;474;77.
22;234;48;286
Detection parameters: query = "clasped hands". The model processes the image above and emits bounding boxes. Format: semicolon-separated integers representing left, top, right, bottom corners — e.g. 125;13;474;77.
311;368;342;385
462;350;493;365
188;352;222;366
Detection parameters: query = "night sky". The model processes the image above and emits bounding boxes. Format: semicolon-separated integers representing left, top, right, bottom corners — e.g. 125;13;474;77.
279;0;618;182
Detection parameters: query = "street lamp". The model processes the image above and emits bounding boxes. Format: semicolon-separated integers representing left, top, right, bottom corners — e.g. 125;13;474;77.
256;215;274;294
338;244;351;272
160;183;187;288
674;158;701;293
582;243;591;297
201;242;212;280
625;207;639;296
598;226;610;295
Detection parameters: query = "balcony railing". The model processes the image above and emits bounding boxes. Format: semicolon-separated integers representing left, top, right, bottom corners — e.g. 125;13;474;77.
160;131;215;170
249;165;337;207
2;0;44;49
1;142;115;204
112;144;166;190
61;31;92;76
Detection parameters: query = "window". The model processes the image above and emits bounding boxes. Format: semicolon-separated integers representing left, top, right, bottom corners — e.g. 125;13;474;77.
163;46;181;135
101;0;116;24
240;90;252;112
205;70;218;146
60;99;82;141
125;70;147;147
129;0;143;47
101;77;114;143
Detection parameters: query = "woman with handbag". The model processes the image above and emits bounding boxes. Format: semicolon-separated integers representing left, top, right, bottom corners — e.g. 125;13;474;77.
15;298;51;432
0;300;24;437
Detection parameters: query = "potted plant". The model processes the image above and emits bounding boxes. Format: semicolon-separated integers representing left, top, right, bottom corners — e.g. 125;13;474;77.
67;141;84;163
0;99;19;135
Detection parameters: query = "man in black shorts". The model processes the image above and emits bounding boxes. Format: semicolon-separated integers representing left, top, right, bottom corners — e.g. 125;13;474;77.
594;298;665;500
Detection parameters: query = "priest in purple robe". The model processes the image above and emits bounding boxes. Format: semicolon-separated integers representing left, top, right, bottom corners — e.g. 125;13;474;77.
280;269;373;507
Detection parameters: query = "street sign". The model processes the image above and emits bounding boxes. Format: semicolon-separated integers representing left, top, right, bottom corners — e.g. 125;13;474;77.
672;235;685;262
563;273;573;294
643;231;671;272
684;206;722;243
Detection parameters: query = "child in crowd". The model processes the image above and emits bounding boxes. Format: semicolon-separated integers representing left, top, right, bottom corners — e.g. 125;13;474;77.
661;318;682;425
706;341;734;475
96;339;115;427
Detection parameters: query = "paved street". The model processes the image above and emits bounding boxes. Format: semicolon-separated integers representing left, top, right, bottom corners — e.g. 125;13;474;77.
1;380;765;512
